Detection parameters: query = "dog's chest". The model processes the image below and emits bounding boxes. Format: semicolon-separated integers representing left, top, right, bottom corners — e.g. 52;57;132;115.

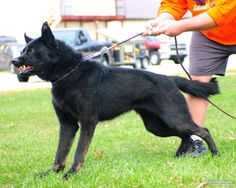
52;90;82;118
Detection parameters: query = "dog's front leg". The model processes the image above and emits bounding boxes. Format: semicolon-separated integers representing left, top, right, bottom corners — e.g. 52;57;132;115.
52;104;79;173
37;121;78;178
53;122;79;172
37;105;79;178
63;119;97;179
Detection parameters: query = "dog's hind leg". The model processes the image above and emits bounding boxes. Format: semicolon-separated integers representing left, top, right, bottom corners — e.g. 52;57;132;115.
136;107;218;157
175;137;192;157
136;109;177;137
137;109;190;156
149;94;218;157
63;118;97;179
190;127;219;156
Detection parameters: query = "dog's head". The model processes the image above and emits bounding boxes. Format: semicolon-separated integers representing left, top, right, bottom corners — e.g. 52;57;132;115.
11;22;59;79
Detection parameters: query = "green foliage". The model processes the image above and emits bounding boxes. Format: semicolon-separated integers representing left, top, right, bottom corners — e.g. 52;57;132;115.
0;76;236;188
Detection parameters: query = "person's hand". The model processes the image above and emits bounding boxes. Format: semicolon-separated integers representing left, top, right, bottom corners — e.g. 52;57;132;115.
143;18;163;36
144;19;184;37
156;20;184;36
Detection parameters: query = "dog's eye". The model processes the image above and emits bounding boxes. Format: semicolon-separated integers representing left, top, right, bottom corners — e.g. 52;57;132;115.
27;48;35;53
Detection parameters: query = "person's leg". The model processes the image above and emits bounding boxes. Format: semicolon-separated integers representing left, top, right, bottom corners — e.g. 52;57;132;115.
181;32;233;156
186;75;212;128
184;76;211;156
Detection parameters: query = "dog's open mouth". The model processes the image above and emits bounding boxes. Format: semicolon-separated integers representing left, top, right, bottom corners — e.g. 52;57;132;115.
11;58;36;76
16;64;35;74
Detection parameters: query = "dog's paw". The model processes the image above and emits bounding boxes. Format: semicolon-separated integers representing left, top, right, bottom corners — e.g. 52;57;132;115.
62;169;76;180
35;169;53;178
212;151;220;157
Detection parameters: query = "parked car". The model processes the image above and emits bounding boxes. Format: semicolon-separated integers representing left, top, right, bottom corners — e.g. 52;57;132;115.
98;28;149;69
111;40;149;69
144;35;188;65
52;28;113;66
0;36;17;71
0;36;28;82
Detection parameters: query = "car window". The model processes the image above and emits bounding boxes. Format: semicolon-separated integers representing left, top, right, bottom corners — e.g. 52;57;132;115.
0;44;6;54
147;36;159;42
0;44;11;55
53;30;76;45
78;31;87;44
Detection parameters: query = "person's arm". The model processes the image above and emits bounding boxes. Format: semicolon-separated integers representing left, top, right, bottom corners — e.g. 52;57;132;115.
181;0;236;31
146;12;216;37
157;12;175;22
176;12;217;32
158;0;188;20
146;8;221;37
207;0;236;26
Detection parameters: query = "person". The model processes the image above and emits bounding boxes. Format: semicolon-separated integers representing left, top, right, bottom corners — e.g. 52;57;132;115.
144;0;236;156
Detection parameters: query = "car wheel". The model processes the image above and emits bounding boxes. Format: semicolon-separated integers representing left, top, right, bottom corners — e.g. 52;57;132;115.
17;75;29;82
173;57;184;64
149;51;161;65
101;56;108;66
141;57;149;69
134;58;142;69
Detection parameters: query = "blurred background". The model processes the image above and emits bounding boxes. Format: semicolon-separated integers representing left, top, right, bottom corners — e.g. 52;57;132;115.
0;0;235;91
0;0;163;41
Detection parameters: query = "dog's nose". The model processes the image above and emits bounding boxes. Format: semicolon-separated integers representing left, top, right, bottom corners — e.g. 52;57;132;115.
11;58;19;66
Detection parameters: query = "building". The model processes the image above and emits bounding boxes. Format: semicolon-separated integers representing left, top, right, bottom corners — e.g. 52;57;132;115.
51;0;161;40
0;0;190;42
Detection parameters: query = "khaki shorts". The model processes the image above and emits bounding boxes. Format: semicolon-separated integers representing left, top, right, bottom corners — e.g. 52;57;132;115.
189;32;236;76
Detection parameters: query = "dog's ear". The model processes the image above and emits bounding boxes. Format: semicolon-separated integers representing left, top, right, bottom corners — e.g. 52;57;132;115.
41;21;57;47
24;33;33;43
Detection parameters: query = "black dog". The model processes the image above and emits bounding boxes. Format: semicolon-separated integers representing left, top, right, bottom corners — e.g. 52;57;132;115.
12;22;219;178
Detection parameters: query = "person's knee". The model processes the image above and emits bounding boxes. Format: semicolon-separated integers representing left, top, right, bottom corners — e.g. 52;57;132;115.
190;75;212;82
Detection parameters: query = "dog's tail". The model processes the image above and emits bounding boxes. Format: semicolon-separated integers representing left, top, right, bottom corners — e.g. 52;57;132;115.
171;76;220;98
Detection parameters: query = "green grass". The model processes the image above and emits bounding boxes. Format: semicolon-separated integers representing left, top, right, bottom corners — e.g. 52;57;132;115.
0;76;236;188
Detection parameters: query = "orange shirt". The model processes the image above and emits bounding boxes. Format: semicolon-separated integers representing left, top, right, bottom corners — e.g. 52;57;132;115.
158;0;236;45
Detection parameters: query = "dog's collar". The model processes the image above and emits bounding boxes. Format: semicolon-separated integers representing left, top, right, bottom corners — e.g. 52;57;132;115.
52;68;76;86
52;63;84;86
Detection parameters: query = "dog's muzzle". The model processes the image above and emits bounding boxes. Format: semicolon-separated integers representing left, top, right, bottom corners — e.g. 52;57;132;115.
11;58;34;75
